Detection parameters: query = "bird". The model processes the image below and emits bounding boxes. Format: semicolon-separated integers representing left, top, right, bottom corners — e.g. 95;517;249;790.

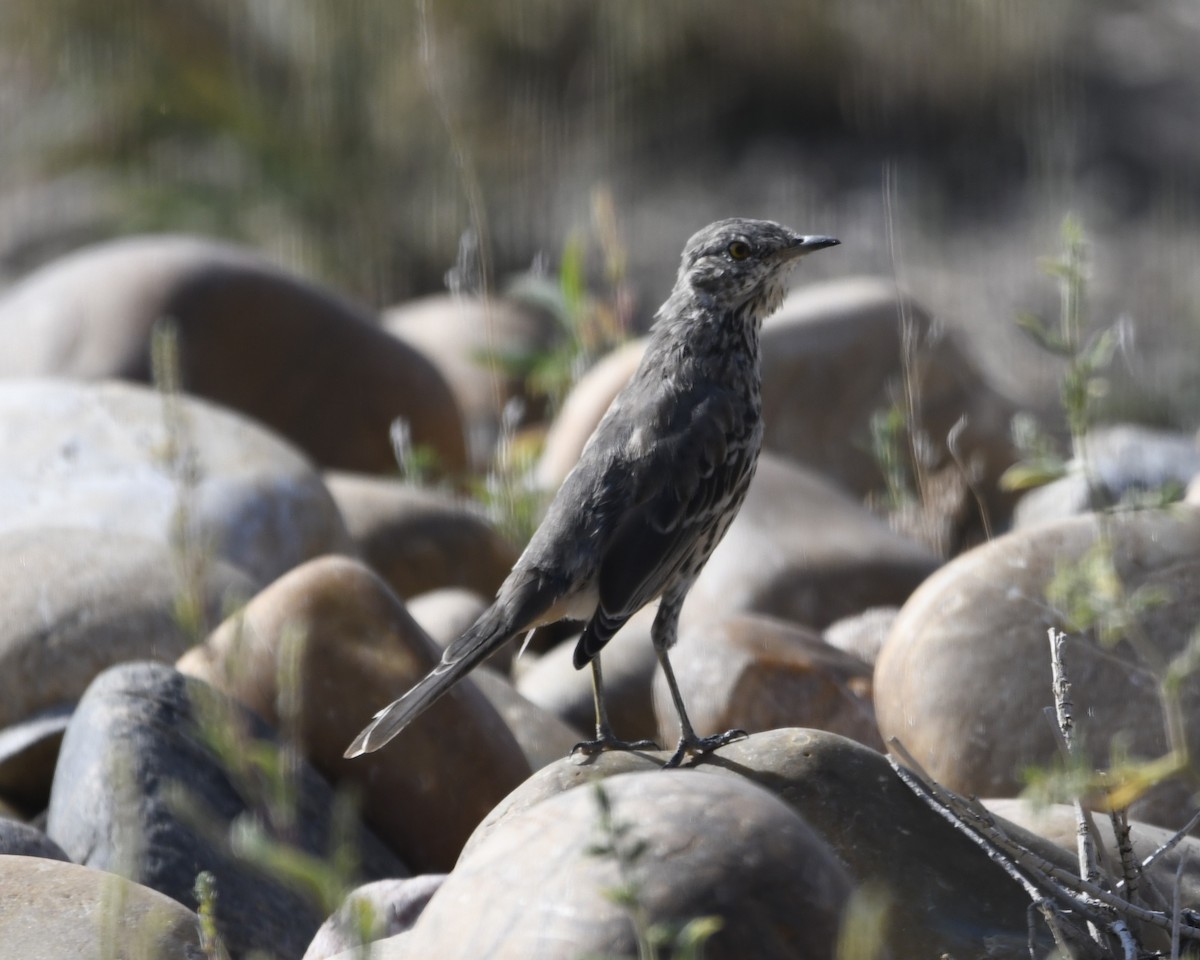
345;218;839;768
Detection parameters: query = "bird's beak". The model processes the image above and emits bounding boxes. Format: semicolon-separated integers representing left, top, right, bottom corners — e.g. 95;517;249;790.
784;235;839;260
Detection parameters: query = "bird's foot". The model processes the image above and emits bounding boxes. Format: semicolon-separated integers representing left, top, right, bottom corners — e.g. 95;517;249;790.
571;733;660;764
662;728;748;769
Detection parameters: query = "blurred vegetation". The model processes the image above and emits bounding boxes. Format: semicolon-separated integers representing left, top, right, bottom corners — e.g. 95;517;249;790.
5;0;1199;307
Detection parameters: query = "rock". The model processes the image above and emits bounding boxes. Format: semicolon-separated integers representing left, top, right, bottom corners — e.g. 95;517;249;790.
0;528;254;803
516;604;660;742
759;278;1018;525
0;819;71;861
466;730;1063;959
406;588;490;650
325;472;518;603
682;452;940;631
46;662;406;960
1017;423;1200;527
303;875;446;960
177;555;532;873
0;705;72;815
0;235;467;475
0;855;203;960
822;606;900;666
653;615;883;751
875;507;1200;829
368;771;850;960
468;668;583;771
383;294;560;469
0;379;353;584
535;339;647;490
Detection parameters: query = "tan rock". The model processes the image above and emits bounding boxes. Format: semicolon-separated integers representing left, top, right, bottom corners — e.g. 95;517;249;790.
303;875;446;960
822;606;900;666
384;294;560;469
178;555;532;872
653;614;883;751
875;508;1200;830
0;235;467;474
760;277;1018;525
469;668;583;771
0;855;202;960
325;472;518;602
683;452;939;631
366;771;850;960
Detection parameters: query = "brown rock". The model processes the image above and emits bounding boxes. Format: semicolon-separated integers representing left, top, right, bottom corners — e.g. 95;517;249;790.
0;855;202;959
177;555;532;872
875;508;1200;830
0;235;467;475
384;294;561;469
682;452;939;631
367;771;850;960
653;614;883;751
516;604;660;743
760;277;1018;527
469;668;583;771
325;471;518;602
0;378;353;583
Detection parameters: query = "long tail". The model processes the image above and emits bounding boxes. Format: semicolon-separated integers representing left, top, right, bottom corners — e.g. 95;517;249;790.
343;605;518;758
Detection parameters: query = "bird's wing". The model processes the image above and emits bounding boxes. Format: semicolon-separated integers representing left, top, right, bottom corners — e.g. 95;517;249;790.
572;381;743;666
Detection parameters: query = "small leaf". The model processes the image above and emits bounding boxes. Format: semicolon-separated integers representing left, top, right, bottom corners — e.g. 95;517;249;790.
1015;311;1069;355
998;457;1068;492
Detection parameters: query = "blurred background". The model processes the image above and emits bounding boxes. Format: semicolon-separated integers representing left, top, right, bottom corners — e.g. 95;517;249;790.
3;0;1200;423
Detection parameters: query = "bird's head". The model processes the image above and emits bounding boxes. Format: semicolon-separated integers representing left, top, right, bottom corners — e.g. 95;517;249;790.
674;218;839;319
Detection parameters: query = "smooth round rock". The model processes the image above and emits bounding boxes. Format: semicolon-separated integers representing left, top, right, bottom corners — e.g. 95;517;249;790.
653;615;883;751
760;278;1018;518
0;705;72;815
303;875;446;960
464;729;1066;959
0;855;203;959
178;555;532;872
516;604;660;742
0;235;467;474
875;507;1200;828
371;771;850;960
0;378;353;584
682;452;940;631
325;471;518;602
384;294;560;469
46;662;406;960
0;525;252;732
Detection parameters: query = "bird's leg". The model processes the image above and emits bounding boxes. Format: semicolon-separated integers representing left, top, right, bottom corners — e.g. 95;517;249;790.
571;655;658;761
653;591;747;769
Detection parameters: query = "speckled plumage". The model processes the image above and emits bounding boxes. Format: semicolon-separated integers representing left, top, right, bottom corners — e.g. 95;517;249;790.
346;218;838;762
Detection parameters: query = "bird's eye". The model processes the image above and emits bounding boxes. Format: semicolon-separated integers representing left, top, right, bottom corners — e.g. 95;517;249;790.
727;241;751;261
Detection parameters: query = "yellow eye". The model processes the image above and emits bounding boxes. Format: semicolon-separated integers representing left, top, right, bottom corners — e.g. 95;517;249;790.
727;241;751;260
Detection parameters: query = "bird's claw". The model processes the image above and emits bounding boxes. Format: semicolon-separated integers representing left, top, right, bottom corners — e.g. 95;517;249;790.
571;734;660;763
662;728;748;769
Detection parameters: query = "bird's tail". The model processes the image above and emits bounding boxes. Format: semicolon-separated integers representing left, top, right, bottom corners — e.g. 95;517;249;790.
343;605;517;758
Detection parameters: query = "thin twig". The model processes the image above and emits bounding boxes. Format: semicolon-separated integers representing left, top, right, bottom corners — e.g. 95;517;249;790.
1140;807;1200;875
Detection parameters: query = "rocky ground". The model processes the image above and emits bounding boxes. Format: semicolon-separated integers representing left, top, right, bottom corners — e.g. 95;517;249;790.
2;235;1200;959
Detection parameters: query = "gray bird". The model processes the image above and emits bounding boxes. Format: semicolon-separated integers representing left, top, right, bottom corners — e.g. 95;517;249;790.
345;218;838;768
